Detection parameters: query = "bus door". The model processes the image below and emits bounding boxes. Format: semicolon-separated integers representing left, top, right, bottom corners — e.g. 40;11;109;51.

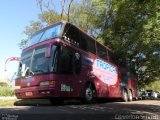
55;45;81;97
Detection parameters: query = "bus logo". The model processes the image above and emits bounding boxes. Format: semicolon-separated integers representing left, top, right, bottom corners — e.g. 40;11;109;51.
93;59;118;85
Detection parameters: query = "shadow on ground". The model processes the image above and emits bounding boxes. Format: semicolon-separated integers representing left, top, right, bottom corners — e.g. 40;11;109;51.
1;100;160;120
13;98;121;106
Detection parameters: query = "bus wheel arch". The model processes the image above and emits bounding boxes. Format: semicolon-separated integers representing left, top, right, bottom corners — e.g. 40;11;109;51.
82;82;97;103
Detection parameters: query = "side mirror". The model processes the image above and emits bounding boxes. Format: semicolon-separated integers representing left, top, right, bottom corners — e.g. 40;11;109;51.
21;64;26;76
74;52;81;74
21;64;29;77
56;43;63;53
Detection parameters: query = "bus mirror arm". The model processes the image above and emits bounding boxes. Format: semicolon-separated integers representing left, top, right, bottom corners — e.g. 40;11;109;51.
56;43;63;53
45;44;52;58
22;67;29;77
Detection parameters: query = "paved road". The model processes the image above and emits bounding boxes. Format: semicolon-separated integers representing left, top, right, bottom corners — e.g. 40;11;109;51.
0;100;160;120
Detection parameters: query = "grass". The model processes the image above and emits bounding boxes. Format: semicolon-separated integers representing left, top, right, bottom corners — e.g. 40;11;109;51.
0;86;17;106
0;87;15;96
0;99;17;107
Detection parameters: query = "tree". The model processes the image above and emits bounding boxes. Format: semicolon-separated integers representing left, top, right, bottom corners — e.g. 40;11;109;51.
19;0;73;48
18;21;43;49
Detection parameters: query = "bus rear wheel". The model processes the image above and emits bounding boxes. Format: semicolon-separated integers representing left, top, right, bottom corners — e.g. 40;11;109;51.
122;89;128;102
82;83;96;103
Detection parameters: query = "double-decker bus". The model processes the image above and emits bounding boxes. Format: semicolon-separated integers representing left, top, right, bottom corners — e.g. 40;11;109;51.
15;20;138;104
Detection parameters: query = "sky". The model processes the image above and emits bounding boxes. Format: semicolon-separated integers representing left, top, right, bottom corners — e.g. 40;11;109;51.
0;0;61;84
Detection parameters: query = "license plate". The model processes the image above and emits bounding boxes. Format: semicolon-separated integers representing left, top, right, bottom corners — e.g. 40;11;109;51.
25;92;33;96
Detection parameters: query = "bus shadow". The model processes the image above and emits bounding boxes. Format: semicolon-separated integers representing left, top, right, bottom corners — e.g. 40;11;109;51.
14;98;118;106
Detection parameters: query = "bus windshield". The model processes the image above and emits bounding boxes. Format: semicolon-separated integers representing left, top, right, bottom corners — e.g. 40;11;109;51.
17;45;58;77
28;23;62;46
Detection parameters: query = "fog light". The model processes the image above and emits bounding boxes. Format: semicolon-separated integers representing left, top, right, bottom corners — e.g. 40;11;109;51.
41;91;45;94
40;91;50;94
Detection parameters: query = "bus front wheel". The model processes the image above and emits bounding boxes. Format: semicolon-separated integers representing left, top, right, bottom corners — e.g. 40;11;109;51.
82;83;96;103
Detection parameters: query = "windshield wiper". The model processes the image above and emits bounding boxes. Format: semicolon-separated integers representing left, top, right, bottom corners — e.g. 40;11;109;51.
32;70;45;74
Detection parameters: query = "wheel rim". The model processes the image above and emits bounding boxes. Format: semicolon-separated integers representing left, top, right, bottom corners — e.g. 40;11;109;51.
85;88;93;101
129;90;133;101
123;90;128;101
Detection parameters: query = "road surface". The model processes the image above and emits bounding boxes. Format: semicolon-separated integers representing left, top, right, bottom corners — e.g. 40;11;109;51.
0;100;160;120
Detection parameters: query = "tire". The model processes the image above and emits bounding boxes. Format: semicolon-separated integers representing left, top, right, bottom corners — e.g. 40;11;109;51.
82;83;96;103
50;98;63;105
135;97;138;101
122;89;128;102
128;90;133;101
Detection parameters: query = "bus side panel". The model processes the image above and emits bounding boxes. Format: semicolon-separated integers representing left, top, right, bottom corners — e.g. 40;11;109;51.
107;77;122;98
127;76;138;98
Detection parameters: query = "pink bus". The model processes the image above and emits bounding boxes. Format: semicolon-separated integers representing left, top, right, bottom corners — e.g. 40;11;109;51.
15;21;138;104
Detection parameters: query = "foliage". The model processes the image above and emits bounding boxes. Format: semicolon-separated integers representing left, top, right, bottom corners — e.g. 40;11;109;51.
0;99;17;106
103;0;160;86
0;87;15;96
144;80;160;92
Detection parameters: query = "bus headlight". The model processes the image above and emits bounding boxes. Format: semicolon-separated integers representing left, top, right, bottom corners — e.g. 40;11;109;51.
40;81;55;86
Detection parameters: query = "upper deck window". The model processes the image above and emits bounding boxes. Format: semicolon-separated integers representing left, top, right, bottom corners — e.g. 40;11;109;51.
96;43;108;60
28;23;62;46
63;24;80;46
80;33;96;54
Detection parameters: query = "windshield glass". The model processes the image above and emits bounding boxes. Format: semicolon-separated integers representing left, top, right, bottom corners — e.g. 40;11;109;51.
17;49;33;77
28;23;62;46
17;45;58;77
31;45;51;74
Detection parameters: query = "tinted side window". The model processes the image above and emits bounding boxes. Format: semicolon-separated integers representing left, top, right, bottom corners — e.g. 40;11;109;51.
63;24;80;46
107;51;113;62
108;51;119;65
88;37;96;54
80;33;96;54
96;43;108;60
80;33;88;51
57;46;74;74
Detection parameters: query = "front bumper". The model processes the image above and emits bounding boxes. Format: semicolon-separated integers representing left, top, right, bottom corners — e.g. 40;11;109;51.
15;85;56;99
